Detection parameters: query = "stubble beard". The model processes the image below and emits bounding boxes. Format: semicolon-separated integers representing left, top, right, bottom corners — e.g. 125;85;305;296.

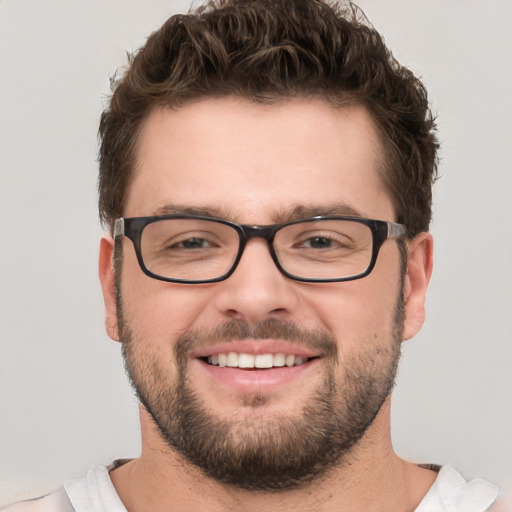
118;315;403;491
115;246;405;491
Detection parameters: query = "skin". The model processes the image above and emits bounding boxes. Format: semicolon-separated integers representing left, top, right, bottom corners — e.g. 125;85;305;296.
99;97;435;511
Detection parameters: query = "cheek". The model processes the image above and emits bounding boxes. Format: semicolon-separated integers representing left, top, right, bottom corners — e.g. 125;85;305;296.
119;250;214;342
304;267;402;355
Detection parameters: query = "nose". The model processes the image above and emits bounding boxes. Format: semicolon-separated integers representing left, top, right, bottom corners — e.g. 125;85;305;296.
211;238;300;325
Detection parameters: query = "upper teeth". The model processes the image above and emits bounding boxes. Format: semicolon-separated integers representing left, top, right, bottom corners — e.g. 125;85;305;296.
207;352;308;368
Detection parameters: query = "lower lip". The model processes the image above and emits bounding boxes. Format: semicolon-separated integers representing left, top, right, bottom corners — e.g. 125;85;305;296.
192;358;320;393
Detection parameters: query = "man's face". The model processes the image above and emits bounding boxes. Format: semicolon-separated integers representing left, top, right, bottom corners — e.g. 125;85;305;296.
101;98;426;490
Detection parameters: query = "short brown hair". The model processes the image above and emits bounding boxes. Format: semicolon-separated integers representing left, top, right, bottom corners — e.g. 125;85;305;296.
98;0;438;236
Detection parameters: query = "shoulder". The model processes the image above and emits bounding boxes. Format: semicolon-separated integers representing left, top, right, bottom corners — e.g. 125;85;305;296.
0;488;73;512
1;461;128;512
416;465;500;512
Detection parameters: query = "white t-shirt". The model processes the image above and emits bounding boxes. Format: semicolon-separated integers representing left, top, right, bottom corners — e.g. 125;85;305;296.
2;462;499;512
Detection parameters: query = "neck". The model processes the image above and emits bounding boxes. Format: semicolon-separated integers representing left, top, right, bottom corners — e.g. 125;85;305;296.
110;402;437;512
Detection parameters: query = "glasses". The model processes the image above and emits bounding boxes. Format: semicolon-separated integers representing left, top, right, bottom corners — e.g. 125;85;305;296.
113;215;406;284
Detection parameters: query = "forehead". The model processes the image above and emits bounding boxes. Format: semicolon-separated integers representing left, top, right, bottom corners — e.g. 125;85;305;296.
126;97;394;222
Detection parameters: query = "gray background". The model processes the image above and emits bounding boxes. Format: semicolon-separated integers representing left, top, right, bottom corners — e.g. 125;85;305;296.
1;0;511;507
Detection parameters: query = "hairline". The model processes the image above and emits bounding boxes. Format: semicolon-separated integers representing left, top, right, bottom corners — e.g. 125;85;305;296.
110;92;397;234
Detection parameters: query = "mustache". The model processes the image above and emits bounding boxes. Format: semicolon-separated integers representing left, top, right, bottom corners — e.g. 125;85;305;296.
175;318;338;361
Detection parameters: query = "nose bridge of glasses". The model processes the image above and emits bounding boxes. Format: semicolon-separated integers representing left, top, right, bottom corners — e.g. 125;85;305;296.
234;224;281;271
240;224;278;244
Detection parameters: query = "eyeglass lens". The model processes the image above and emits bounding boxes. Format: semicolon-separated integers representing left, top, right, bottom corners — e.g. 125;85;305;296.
139;218;374;281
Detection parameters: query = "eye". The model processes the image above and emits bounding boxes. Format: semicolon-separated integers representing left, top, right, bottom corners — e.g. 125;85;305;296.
300;236;337;249
295;232;352;250
160;230;223;252
171;237;213;250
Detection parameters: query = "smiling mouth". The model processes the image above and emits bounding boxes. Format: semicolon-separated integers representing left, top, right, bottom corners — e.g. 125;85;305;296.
200;352;319;369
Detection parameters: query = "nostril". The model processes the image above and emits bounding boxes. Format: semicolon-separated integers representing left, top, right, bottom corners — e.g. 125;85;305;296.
225;308;245;320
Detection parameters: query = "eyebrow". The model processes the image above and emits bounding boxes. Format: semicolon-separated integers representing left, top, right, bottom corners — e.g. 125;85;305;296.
152;203;364;224
273;204;363;223
153;204;234;218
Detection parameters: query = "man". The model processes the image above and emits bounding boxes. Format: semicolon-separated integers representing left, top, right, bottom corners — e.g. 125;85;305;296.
4;0;500;510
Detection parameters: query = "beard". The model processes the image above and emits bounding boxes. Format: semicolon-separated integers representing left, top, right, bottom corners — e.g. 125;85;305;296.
115;242;406;491
118;306;404;491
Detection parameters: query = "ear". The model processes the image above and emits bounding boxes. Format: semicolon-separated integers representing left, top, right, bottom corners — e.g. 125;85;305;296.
99;235;120;342
402;232;433;341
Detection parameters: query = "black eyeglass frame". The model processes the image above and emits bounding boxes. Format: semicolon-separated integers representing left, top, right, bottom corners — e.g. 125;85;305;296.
113;214;406;284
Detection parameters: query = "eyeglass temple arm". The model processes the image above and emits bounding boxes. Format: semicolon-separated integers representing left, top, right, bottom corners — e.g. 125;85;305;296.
387;221;406;239
113;218;125;238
